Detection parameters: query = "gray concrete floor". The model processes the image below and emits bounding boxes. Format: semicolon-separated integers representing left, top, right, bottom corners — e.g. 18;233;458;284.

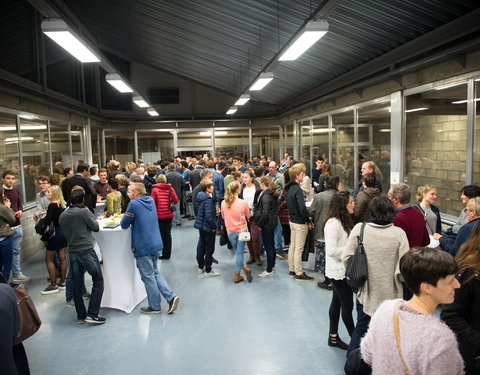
22;218;349;375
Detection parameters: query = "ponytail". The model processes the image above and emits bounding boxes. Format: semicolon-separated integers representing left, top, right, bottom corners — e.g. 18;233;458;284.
224;181;240;208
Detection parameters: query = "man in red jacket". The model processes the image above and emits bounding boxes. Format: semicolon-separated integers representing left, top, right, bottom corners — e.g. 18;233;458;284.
388;183;430;248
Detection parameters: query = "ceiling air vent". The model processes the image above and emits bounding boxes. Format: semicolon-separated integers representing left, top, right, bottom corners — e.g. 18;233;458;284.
149;88;179;104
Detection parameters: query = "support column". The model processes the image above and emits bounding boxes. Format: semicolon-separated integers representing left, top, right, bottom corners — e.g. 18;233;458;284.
390;91;403;184
134;130;139;163
101;129;106;167
248;124;253;159
465;78;475;185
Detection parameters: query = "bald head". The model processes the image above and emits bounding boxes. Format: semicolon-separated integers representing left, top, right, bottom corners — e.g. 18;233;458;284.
361;161;375;176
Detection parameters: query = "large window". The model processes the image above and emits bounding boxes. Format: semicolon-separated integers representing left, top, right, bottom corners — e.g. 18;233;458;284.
312;117;329;163
0;113;21;194
358;102;391;193
213;129;249;160
252;127;281;162
332;111;355;190
138;132;173;163
405;84;467;216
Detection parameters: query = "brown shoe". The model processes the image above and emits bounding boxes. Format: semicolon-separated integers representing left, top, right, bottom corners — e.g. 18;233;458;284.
234;272;244;283
246;256;255;264
276;251;288;260
255;255;263;266
242;265;253;282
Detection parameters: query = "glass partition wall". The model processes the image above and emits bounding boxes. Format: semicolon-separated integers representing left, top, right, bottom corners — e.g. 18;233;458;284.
405;83;468;216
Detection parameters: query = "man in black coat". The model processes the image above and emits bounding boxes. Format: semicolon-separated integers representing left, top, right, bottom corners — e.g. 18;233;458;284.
61;164;97;211
166;163;184;226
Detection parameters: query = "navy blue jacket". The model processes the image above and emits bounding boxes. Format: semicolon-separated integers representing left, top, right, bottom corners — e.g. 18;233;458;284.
439;217;479;256
212;170;225;200
194;192;217;232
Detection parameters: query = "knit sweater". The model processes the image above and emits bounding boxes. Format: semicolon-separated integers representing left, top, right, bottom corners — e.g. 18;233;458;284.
309;189;337;240
3;186;22;227
324;218;349;280
342;222;409;316
393;206;430;248
361;299;464;375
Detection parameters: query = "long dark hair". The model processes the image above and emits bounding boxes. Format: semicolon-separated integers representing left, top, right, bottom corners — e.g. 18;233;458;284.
323;191;353;234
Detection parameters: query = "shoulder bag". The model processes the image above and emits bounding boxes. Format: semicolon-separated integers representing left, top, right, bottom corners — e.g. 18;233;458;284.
168;189;176;212
345;222;368;289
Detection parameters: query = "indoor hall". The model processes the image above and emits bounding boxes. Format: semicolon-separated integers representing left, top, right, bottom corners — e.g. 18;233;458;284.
1;1;480;374
21;219;346;375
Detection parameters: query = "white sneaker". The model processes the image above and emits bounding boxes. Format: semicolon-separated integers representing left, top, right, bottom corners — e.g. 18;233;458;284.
258;270;273;278
12;274;32;282
198;268;205;274
205;270;220;277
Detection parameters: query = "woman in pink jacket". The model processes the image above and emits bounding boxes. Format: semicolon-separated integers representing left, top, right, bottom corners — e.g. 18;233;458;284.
221;181;252;283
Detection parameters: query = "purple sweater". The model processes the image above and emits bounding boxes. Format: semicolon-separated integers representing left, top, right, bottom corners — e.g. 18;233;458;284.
361;299;464;375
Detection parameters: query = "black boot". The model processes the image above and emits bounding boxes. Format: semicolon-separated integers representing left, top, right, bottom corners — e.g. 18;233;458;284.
328;333;348;350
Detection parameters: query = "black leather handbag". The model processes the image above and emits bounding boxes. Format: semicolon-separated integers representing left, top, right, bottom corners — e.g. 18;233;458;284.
345;223;368;289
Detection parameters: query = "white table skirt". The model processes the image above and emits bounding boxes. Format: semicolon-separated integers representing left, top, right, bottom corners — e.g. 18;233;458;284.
92;224;146;313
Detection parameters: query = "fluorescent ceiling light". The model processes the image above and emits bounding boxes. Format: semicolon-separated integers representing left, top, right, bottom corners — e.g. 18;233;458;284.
0;125;47;131
235;94;251;106
105;73;133;93
451;98;480;104
226;106;238;115
200;131;228;136
147;107;159;116
434;82;464;90
4;137;34;142
249;72;274;91
133;96;149;108
279;20;329;61
379;129;391;133
405;107;429;113
310;128;336;133
19;114;38;120
41;19;100;63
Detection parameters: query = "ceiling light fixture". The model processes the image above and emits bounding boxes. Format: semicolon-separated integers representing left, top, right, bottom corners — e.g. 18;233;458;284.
234;94;251;106
405;107;429;113
279;20;329;61
200;131;228;136
249;72;274;91
105;73;133;93
4;137;34;142
310;128;336;133
451;98;480;104
226;106;238;115
133;96;149;108
147;107;159;116
41;19;100;63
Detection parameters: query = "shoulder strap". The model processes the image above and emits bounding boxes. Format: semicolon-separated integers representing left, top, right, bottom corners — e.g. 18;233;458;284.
457;266;480;285
393;302;410;375
414;204;435;234
358;222;366;243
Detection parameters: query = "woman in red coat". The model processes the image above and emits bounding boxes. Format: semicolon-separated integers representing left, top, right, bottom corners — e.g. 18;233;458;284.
151;174;178;259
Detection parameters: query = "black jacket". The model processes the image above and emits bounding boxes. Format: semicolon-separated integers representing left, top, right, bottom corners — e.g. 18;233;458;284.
253;190;278;229
143;175;156;195
61;174;97;211
285;181;311;225
441;267;480;374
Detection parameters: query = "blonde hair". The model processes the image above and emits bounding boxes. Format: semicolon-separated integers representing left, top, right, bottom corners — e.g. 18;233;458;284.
289;163;306;180
48;185;66;209
130;182;146;196
115;174;128;186
156;174;167;183
224;181;240;208
416;184;436;202
200;179;214;192
125;162;136;172
466;197;480;217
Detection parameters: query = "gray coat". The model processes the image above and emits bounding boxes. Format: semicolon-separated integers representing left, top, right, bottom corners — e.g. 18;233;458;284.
309;189;337;240
166;170;183;200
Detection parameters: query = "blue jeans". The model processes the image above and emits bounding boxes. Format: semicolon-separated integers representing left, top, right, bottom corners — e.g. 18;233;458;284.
11;226;23;276
347;299;371;354
227;231;247;273
274;217;284;253
0;237;14;280
261;226;276;272
65;268;87;302
136;252;176;311
69;249;104;319
173;202;181;225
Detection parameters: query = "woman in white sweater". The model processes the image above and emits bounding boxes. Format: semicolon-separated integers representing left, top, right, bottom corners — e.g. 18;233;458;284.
324;191;355;350
342;196;410;353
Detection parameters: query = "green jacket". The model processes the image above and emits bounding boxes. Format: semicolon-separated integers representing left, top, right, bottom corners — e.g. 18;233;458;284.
0;205;16;238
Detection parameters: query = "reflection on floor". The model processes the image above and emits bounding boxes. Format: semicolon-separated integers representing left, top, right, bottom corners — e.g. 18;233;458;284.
23;218;348;375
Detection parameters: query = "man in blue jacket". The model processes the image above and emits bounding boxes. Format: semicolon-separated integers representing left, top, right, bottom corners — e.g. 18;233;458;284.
121;182;180;314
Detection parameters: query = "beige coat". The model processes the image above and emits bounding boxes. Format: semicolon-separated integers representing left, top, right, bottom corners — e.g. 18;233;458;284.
342;222;409;316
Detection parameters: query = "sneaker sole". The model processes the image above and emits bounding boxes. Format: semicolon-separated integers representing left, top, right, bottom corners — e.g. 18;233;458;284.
41;289;59;295
85;317;106;324
258;273;273;278
168;296;180;314
205;273;220;277
77;319;85;324
295;278;314;281
140;309;162;314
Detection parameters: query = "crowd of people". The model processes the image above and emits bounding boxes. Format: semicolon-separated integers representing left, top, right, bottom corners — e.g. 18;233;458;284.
0;152;479;374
